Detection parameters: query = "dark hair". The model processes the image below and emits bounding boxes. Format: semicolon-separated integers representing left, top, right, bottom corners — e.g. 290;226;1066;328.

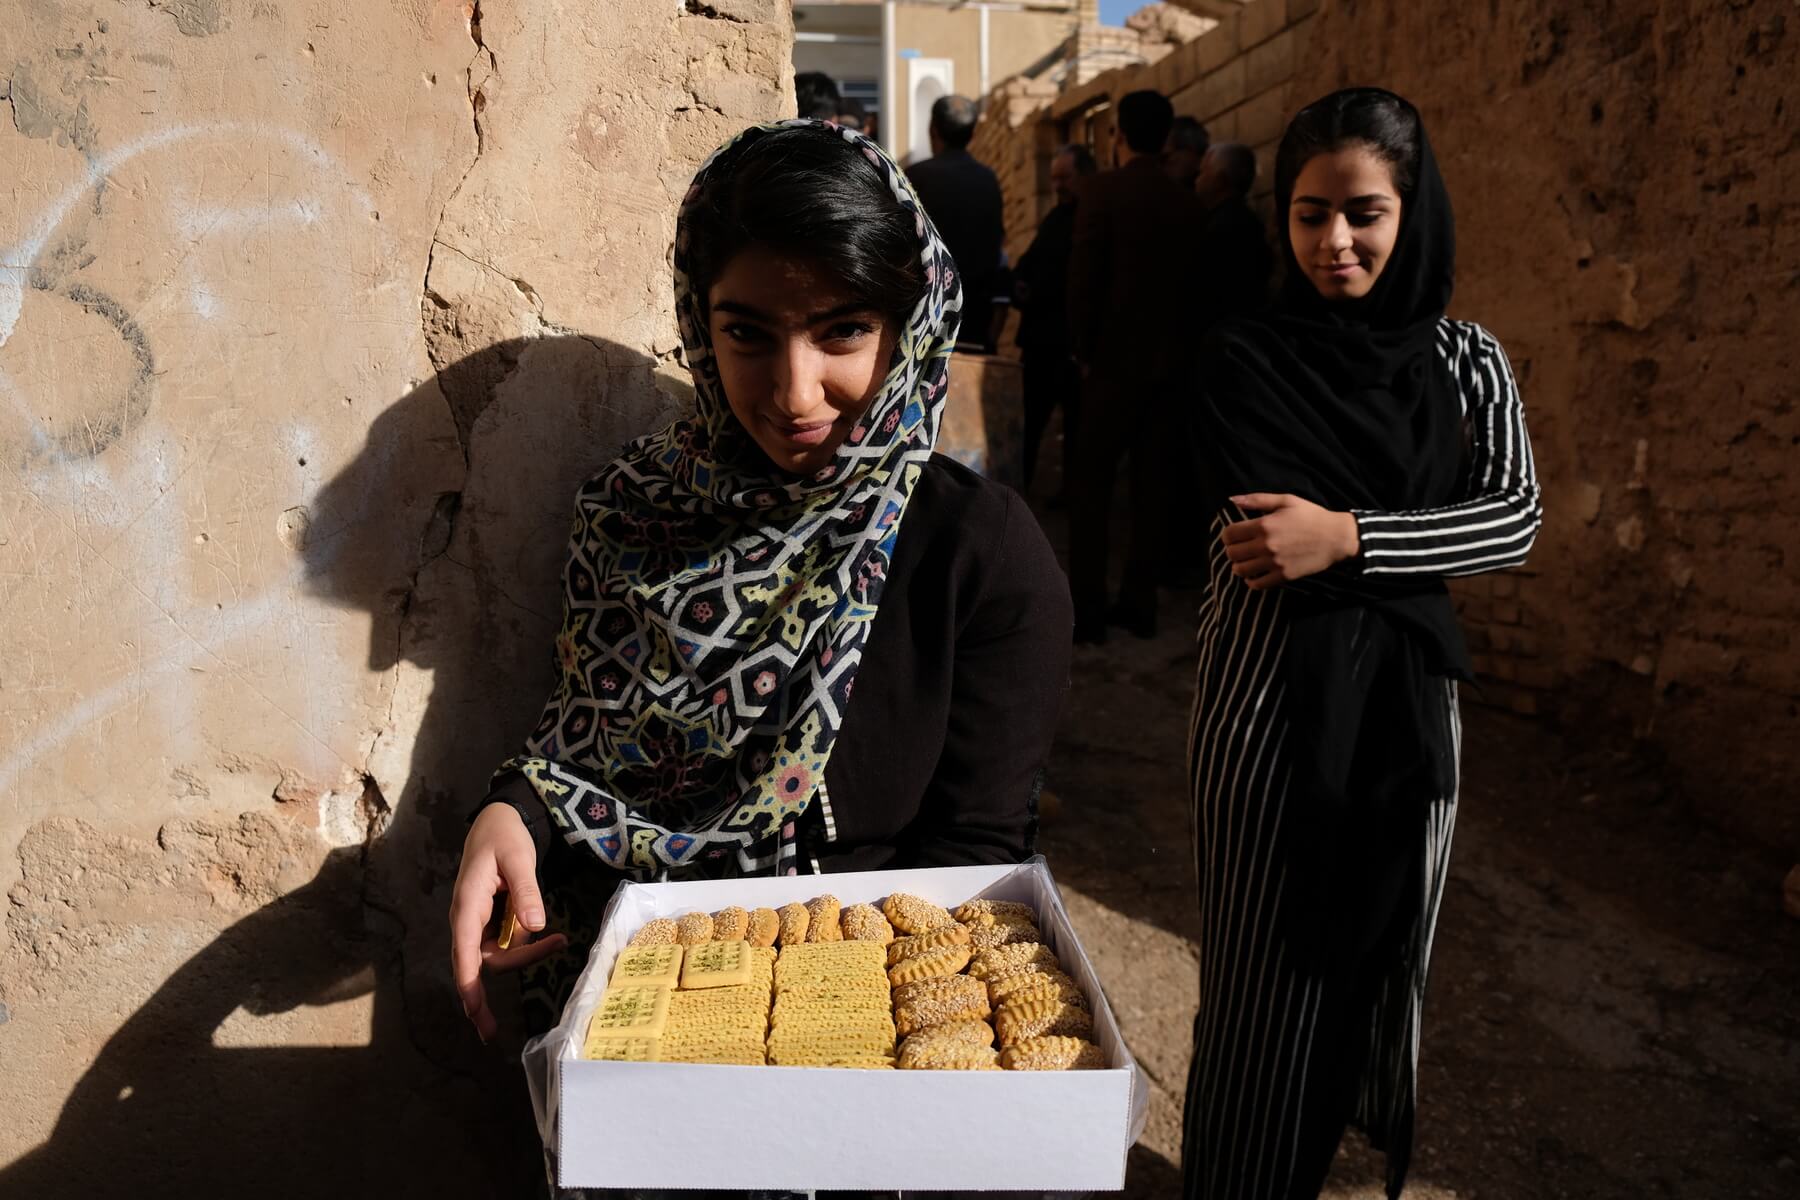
837;97;867;132
794;71;841;121
1117;90;1175;154
1055;143;1098;176
1167;115;1210;156
930;95;979;149
685;125;927;322
1209;141;1258;197
1274;88;1421;212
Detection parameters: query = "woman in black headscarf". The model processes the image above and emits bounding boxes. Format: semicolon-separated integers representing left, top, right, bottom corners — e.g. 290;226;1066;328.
1181;89;1541;1199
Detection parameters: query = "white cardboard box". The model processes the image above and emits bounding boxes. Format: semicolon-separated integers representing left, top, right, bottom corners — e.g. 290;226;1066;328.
525;858;1149;1192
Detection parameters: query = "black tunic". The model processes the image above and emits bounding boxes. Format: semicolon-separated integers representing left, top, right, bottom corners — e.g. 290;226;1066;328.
486;454;1072;950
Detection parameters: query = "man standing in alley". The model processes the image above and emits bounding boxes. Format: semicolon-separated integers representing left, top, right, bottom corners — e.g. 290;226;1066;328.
795;71;841;121
1148;141;1275;590
1013;143;1097;498
1164;115;1211;192
1192;141;1273;334
907;94;1005;350
1066;90;1203;643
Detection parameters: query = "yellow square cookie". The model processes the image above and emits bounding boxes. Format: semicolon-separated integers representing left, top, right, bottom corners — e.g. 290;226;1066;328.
583;1035;663;1062
661;1025;766;1065
776;940;887;967
766;1029;897;1057
680;939;755;989
768;1051;896;1069
609;944;684;989
668;989;764;1020
773;988;894;1013
585;985;671;1041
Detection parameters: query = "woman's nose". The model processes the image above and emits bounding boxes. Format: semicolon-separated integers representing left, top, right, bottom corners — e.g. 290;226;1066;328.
1325;214;1354;252
770;337;824;415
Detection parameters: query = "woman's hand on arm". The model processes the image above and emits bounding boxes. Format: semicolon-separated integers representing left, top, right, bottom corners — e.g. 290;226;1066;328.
1352;327;1541;578
1221;492;1360;590
448;803;568;1042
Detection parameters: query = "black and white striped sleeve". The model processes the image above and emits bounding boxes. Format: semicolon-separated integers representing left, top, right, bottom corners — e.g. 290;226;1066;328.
1352;323;1541;577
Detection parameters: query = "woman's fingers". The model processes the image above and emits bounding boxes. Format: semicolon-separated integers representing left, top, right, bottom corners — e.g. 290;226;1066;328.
448;805;547;1044
494;839;547;932
481;931;570;974
1231;555;1277;581
1220;519;1259;546
449;868;499;1042
1230;492;1293;514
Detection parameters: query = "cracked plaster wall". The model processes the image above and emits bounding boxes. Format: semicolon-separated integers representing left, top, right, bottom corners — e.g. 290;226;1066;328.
0;0;791;1188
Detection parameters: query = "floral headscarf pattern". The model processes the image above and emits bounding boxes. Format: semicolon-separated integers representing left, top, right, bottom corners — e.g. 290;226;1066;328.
500;119;962;878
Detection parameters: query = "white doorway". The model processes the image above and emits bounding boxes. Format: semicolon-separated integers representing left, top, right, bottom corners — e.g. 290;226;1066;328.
907;57;954;165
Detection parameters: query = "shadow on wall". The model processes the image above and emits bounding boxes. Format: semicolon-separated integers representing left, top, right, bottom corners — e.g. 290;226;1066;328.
0;336;672;1198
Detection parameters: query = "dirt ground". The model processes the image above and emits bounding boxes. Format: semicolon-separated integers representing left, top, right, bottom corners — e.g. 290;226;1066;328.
1033;493;1800;1199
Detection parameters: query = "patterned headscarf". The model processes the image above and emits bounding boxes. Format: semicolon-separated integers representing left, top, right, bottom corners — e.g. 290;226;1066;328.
501;120;962;878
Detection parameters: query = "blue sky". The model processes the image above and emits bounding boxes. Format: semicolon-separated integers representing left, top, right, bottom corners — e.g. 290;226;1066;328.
1098;0;1150;25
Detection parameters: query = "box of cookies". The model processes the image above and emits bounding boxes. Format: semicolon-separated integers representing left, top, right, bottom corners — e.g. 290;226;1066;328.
524;857;1148;1191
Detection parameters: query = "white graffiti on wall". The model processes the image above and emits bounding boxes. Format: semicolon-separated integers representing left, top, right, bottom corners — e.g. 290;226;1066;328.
0;122;407;805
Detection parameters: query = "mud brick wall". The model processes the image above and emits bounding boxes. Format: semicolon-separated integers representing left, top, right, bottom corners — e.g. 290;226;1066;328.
0;1;790;1191
1457;570;1554;717
974;0;1319;264
972;0;1797;852
1298;0;1798;853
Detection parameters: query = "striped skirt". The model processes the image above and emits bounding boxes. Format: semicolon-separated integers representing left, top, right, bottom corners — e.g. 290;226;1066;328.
1183;574;1460;1200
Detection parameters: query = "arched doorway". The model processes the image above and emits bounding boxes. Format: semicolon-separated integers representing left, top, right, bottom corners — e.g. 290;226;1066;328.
907;57;954;165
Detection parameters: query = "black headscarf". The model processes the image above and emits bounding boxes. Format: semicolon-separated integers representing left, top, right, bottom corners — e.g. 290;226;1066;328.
1191;89;1471;976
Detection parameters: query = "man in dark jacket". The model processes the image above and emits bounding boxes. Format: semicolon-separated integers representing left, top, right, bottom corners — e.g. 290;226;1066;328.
1065;90;1204;642
1163;115;1210;192
795;71;840;121
1013;143;1097;495
907;95;1005;350
1193;141;1273;332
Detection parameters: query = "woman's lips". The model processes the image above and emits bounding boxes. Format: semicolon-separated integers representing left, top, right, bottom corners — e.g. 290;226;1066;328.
1322;262;1361;277
768;417;836;446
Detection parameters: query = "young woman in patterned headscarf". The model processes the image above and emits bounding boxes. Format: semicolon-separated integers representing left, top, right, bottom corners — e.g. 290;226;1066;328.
1181;90;1540;1198
449;120;1072;1038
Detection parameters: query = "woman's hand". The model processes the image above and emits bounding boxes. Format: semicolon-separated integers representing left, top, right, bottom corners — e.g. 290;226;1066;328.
1221;493;1360;590
449;803;568;1042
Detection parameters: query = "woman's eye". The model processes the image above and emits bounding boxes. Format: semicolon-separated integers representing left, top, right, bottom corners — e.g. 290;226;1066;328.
1296;213;1326;227
824;321;876;343
720;323;769;345
1348;211;1384;227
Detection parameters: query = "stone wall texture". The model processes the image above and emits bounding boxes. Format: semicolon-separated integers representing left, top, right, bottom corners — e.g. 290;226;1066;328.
973;0;1798;854
0;0;791;1192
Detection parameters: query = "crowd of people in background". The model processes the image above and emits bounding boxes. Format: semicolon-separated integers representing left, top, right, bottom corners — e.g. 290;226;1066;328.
799;73;1279;644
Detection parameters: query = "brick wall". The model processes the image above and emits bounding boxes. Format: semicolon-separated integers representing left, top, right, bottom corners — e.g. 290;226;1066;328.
1296;0;1798;851
972;0;1320;262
